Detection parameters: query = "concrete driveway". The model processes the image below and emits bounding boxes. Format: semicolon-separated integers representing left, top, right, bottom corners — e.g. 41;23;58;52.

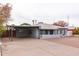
1;38;79;56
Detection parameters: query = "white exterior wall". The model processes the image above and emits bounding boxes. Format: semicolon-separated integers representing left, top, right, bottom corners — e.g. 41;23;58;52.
31;28;39;38
66;31;73;36
35;28;40;39
40;35;61;39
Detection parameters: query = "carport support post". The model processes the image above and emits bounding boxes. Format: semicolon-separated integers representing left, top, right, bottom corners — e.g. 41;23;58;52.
7;25;10;41
9;26;13;41
8;26;11;41
11;26;13;41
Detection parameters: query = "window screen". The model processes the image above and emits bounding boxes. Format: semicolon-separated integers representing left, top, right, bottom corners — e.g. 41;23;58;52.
50;30;54;34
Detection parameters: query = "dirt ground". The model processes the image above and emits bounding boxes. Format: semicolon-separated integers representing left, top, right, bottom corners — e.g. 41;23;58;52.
0;37;79;56
46;36;79;48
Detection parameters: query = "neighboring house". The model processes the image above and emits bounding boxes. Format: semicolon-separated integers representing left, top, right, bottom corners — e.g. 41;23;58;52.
66;26;75;36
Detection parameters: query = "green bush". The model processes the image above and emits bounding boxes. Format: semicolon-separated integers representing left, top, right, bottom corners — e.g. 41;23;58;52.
0;26;6;37
73;27;79;35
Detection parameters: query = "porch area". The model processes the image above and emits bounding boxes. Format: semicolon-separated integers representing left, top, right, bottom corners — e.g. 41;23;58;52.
40;28;67;39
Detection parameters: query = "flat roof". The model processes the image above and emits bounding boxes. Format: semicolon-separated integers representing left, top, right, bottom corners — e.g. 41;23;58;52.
12;25;39;28
7;25;68;29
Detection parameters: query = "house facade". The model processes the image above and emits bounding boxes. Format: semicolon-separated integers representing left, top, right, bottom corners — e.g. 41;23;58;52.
3;23;74;39
8;23;68;39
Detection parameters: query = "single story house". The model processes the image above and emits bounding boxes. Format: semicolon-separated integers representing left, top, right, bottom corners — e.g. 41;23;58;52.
3;23;74;39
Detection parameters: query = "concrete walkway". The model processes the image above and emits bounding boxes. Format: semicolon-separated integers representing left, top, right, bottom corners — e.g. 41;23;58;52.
1;39;79;56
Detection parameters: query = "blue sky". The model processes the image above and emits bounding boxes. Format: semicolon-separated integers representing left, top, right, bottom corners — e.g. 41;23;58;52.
1;0;79;27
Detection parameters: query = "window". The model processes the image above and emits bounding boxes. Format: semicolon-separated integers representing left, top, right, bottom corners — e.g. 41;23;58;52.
50;30;54;34
40;30;43;35
62;29;65;35
60;30;62;34
57;30;58;34
40;30;45;35
45;30;48;34
60;29;65;35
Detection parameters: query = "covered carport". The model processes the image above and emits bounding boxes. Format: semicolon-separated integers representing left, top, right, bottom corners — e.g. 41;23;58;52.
14;26;40;39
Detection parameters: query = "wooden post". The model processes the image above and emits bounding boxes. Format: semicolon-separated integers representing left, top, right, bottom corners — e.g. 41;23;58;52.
0;42;2;56
11;26;14;41
11;26;13;41
9;26;11;41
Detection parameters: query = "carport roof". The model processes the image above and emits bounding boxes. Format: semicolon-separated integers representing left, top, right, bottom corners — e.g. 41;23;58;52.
13;25;39;28
7;24;68;30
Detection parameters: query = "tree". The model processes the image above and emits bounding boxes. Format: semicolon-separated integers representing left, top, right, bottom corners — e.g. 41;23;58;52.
0;3;12;56
0;3;12;39
53;21;68;27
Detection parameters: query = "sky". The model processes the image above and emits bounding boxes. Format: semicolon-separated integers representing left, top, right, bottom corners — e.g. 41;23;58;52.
1;0;79;27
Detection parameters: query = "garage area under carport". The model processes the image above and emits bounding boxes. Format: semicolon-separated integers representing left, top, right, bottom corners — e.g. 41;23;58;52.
14;26;40;39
